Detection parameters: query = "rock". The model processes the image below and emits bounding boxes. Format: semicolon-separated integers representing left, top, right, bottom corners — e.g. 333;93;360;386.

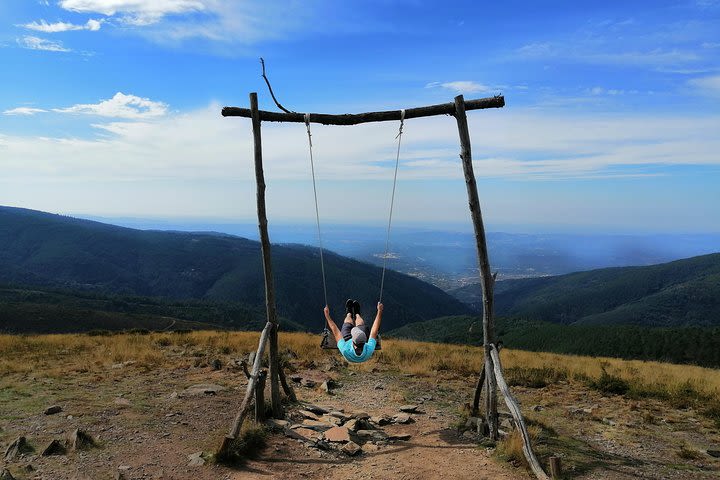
117;465;131;479
329;411;348;421
532;405;543;412
374;383;385;390
44;405;62;415
114;397;131;407
301;379;316;388
707;449;720;458
342;441;362;456
265;419;289;430
323;426;350;443
500;418;513;430
399;405;419;413
168;391;178;399
188;451;205;466
344;419;360;431
354;412;370;420
211;359;222;371
290;374;303;383
303;404;329;415
68;429;96;450
299;419;335;431
389;434;412;441
23;465;34;473
0;469;15;480
286;427;321;442
461;430;476;440
183;384;224;396
370;416;391;426
4;437;32;461
356;430;387;441
322;415;343;426
393;413;413;424
602;418;617;427
298;410;320;420
465;417;480;429
41;439;66;456
314;440;331;451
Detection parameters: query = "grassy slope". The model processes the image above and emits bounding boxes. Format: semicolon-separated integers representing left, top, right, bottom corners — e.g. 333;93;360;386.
450;253;720;327
0;206;470;332
387;315;720;367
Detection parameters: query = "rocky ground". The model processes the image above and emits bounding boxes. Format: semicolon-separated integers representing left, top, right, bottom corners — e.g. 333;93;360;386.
1;349;719;479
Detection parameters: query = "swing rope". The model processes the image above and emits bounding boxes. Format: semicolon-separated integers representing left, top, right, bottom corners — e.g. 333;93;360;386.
304;114;329;311
379;109;405;304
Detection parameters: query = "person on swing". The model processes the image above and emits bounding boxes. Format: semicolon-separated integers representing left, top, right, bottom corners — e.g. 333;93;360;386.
323;300;382;363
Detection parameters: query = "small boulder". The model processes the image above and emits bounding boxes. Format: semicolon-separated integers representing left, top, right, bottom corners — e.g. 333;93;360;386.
324;426;350;443
344;419;360;432
303;404;329;415
4;437;32;461
531;405;543;412
374;383;385;390
342;441;362;456
183;384;224;396
290;374;303;383
370;416;391;426
44;405;62;415
68;429;96;451
389;434;412;441
286;427;321;443
211;359;222;371
329;411;348;421
114;398;131;407
393;413;413;424
354;412;370;420
399;405;419;413
500;418;514;430
356;430;387;441
298;410;319;420
265;419;289;430
41;440;66;456
301;379;316;388
187;451;205;466
299;419;334;431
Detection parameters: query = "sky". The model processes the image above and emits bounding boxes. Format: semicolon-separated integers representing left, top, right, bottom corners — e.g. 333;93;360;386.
0;0;719;233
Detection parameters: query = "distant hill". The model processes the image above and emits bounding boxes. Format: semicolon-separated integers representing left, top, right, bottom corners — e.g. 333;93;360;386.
450;253;720;327
0;206;470;332
387;316;720;367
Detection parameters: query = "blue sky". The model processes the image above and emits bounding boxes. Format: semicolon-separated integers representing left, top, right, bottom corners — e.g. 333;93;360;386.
0;0;718;232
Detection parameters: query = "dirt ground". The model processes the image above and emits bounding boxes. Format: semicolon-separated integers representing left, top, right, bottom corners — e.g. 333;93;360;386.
1;351;719;479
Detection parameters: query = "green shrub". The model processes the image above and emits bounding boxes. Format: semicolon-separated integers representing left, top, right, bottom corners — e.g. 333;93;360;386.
588;368;629;395
216;424;267;465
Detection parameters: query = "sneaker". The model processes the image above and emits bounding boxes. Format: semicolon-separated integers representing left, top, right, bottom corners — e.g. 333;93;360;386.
352;300;361;317
345;299;355;318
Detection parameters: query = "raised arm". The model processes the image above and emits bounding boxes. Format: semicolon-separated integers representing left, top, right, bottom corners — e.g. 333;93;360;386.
369;302;383;340
324;306;343;342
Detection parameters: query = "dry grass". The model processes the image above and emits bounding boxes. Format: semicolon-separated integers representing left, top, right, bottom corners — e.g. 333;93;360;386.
1;331;719;409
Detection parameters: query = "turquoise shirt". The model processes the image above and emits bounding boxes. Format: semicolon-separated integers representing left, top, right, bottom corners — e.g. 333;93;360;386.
337;337;377;363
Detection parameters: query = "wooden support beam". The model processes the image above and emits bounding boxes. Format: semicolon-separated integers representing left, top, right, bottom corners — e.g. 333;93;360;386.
249;92;282;418
223;96;504;125
454;94;499;440
218;321;272;456
490;345;550;480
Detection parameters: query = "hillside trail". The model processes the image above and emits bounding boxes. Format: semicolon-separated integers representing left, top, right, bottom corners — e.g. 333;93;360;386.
236;368;524;480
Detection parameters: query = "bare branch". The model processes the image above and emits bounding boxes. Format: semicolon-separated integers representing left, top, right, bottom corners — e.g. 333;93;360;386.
260;58;295;114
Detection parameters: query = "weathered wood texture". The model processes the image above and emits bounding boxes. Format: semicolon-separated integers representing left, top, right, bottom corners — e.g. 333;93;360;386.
219;321;272;455
223;96;505;125
472;364;485;417
278;364;297;402
549;456;562;479
454;94;499;440
490;345;550;480
249;92;282;418
255;370;267;422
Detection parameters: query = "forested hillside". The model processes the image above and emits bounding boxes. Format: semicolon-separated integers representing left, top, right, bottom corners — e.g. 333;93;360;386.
0;206;470;332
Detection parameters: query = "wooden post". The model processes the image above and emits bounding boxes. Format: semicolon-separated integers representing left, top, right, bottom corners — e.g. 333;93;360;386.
490;345;550;480
278;364;297;402
249;92;282;418
255;370;267;422
454;94;498;440
218;321;272;456
549;456;562;479
472;364;485;417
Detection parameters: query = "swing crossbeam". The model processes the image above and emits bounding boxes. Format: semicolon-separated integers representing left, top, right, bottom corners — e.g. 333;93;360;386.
222;95;505;125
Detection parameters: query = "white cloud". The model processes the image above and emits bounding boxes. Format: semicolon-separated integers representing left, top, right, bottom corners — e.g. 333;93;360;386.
53;92;168;119
59;0;205;25
20;19;103;32
688;75;720;96
17;36;71;52
3;107;48;116
426;81;500;94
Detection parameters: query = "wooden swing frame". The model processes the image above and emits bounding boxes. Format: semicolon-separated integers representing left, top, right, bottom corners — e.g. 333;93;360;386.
217;91;549;479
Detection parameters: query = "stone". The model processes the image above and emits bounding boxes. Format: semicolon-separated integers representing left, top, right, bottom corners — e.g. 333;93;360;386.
342;441;362;456
188;451;205;466
0;469;16;480
290;375;303;383
356;430;387;441
4;437;32;462
303;404;329;415
299;419;334;431
532;405;543;412
389;434;412;441
321;381;332;393
298;410;319;420
211;359;222;371
322;415;342;426
182;384;224;396
323;426;350;443
465;417;480;429
329;411;347;421
370;416;391;426
399;405;419;413
114;398;131;407
500;418;513;430
344;419;360;431
44;405;62;415
286;427;321;442
602;418;617;427
301;379;316;388
68;429;96;451
168;391;178;399
707;449;720;458
266;419;289;430
354;411;370;420
374;383;385;390
41;440;66;456
393;413;413;424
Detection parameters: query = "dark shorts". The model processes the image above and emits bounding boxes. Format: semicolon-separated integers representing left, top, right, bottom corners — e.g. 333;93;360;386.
340;321;370;342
